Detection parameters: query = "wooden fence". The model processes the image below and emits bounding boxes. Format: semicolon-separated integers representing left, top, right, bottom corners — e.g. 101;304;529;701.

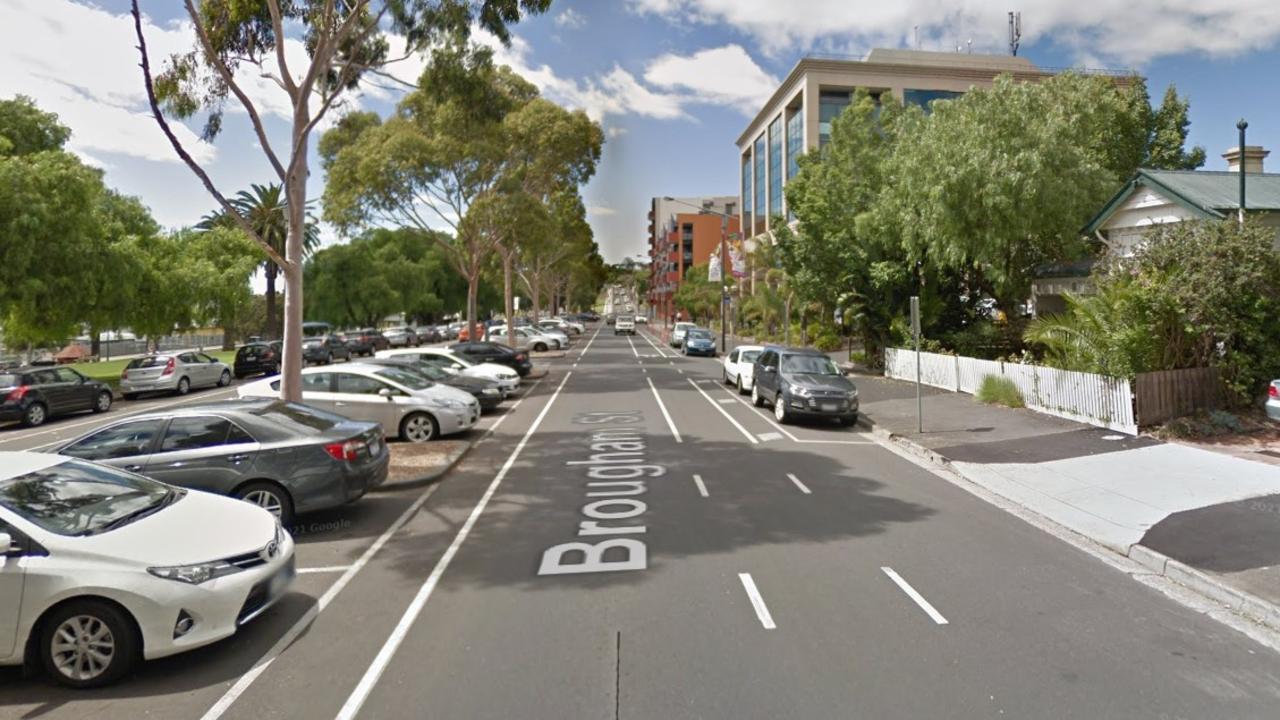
885;348;1138;435
1134;367;1221;426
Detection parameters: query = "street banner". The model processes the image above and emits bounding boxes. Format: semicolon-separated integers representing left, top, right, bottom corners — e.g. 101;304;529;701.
730;243;746;278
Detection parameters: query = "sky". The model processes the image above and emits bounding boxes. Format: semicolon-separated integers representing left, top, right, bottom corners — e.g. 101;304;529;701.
3;0;1280;267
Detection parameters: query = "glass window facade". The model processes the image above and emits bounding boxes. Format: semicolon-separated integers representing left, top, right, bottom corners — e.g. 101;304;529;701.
753;134;766;231
818;90;852;148
903;89;962;112
767;116;782;221
786;106;802;221
741;154;752;232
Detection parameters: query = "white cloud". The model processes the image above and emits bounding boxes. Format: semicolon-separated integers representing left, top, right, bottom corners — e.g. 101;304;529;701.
630;0;1280;65
555;8;586;29
587;205;617;216
644;45;777;107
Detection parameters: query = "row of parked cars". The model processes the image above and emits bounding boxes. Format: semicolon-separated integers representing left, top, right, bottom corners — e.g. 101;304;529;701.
0;323;564;687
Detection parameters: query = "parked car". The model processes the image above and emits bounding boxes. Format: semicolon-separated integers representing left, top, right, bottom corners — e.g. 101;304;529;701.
48;400;388;526
682;328;716;356
383;326;418;348
376;348;520;393
364;357;504;412
614;315;636;335
448;342;534;377
303;335;352;365
121;352;232;400
1267;379;1280;421
551;317;585;335
0;451;295;688
0;366;113;427
723;344;765;394
541;318;581;336
751;346;859;426
670;322;697;348
634;315;648;324
345;328;389;356
526;323;570;347
487;326;562;352
415;326;443;344
238;364;479;443
233;341;282;379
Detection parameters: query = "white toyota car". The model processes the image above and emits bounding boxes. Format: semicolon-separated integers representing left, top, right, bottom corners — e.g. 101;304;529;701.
374;348;520;394
723;344;765;394
0;451;294;687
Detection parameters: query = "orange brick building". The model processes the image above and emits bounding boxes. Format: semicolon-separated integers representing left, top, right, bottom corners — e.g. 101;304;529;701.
647;196;739;325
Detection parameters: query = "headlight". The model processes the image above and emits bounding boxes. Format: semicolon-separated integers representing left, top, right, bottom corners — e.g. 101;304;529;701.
848;387;858;398
792;385;813;397
148;561;242;585
481;388;500;396
430;398;464;409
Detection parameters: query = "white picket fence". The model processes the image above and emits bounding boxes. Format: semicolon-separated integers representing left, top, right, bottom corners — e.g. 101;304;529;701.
884;348;1137;435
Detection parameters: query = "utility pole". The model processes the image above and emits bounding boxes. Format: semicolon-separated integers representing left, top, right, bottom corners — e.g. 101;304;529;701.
1238;118;1248;227
720;214;729;351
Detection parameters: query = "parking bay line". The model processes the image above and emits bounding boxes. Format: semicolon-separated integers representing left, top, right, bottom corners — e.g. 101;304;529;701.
718;386;871;446
692;474;709;498
200;375;548;720
738;573;777;629
786;473;812;494
335;371;574;720
881;567;949;625
687;378;758;445
297;565;353;575
647;377;682;443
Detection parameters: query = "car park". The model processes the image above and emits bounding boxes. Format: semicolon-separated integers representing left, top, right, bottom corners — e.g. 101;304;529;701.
670;321;696;348
233;341;282;379
303;334;352;365
383;326;418;348
614;315;636;335
0;451;295;688
376;348;520;393
238;363;480;443
121;352;232;400
0;366;114;427
681;328;716;356
449;341;534;377
48;400;388;525
364;357;505;412
751;346;859;426
723;344;764;394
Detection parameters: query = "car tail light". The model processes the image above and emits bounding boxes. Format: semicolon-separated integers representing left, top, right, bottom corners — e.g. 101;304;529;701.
324;438;367;462
514;352;527;361
160;357;176;376
264;350;275;359
4;386;28;403
1271;384;1279;399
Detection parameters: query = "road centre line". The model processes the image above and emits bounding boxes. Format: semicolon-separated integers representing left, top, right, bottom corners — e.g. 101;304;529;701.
687;378;758;444
646;377;683;443
576;324;602;358
3;386;240;448
692;474;709;497
201;375;547;720
627;334;639;357
786;473;812;494
738;573;777;629
881;567;949;625
336;372;574;720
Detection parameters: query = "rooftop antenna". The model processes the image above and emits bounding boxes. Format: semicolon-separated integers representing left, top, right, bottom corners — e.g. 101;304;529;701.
1008;11;1022;56
967;38;972;54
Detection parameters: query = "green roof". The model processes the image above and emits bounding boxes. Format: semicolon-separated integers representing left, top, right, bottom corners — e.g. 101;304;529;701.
1083;169;1280;234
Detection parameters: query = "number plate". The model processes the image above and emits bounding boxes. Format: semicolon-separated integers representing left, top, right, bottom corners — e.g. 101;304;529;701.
820;403;837;412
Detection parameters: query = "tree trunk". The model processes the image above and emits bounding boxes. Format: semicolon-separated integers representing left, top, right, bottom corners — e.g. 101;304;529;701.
466;269;479;345
530;276;541;325
279;137;309;402
502;251;516;348
265;263;278;340
90;326;101;358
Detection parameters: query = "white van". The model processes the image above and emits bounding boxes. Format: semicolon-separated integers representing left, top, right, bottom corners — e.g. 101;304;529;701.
614;315;636;335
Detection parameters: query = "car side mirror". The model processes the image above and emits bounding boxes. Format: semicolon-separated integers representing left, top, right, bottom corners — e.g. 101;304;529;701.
0;533;19;558
378;388;396;400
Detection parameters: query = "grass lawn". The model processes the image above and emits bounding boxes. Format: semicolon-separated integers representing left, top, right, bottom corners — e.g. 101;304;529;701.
67;349;237;388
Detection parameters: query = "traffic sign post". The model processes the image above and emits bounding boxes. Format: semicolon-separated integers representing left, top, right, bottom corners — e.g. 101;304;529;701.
910;295;922;433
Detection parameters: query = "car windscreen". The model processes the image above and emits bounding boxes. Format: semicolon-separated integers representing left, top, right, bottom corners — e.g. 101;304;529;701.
125;356;166;369
781;354;840;375
303;338;324;347
688;330;712;340
373;366;433;390
0;459;176;536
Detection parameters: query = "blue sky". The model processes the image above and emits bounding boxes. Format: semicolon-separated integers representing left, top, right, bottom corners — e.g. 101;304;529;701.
3;0;1280;265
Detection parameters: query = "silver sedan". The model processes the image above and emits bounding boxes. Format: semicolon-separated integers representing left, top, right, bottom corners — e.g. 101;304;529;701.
120;351;232;400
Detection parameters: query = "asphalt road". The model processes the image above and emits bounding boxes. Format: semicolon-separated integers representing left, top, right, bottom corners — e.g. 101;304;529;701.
4;326;1280;719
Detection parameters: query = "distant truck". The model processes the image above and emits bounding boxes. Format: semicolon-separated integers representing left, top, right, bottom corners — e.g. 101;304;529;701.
614;315;636;336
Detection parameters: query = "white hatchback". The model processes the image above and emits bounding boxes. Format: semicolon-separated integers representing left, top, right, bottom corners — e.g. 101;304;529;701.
0;452;294;687
375;348;520;394
723;344;765;394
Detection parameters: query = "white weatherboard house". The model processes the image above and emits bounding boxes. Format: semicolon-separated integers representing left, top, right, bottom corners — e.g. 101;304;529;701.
1033;145;1280;315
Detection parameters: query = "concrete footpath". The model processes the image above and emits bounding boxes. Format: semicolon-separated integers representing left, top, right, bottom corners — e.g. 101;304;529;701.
853;371;1280;630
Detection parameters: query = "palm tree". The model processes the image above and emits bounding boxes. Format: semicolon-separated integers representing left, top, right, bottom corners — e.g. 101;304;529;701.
199;184;320;339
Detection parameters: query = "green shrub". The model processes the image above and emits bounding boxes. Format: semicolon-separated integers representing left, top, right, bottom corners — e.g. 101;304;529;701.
976;375;1024;408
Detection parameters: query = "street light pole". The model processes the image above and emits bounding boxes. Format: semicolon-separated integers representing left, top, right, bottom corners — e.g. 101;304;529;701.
1238;118;1248;227
720;214;729;351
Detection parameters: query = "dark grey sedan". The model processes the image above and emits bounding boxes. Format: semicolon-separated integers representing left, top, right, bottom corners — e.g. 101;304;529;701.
363;356;505;412
48;400;388;526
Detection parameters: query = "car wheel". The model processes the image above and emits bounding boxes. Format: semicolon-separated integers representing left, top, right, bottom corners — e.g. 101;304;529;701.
723;369;730;384
400;412;438;443
122;392;138;401
217;370;231;387
535;343;548;352
22;402;47;427
325;353;333;365
93;391;113;413
39;599;139;689
175;377;190;396
235;481;295;526
774;394;790;424
751;384;763;407
738;376;746;395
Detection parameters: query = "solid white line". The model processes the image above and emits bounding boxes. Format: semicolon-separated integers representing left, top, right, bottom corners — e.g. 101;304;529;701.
646;377;682;443
881;567;949;625
687;378;758;444
201;374;547;720
576;325;602;358
786;473;812;494
738;573;776;629
720;387;801;442
3;386;239;448
637;328;672;358
692;474;709;498
296;566;352;575
335;372;574;720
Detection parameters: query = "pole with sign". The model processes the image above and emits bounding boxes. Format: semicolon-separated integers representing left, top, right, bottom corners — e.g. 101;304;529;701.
910;295;922;433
